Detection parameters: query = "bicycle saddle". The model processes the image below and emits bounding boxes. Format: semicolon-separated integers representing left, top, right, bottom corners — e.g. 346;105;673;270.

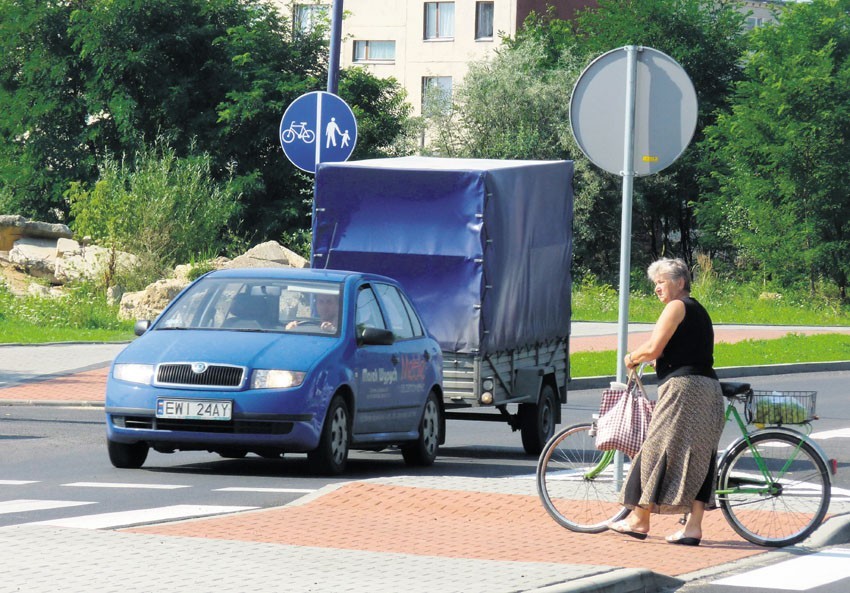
720;381;752;398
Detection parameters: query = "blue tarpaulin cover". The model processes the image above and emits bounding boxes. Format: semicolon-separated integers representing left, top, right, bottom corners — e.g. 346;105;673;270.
313;156;573;356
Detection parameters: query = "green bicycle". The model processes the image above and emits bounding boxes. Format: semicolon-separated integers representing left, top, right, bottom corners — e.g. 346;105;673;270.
536;381;834;547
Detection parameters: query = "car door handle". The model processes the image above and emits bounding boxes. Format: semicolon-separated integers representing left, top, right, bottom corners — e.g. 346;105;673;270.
391;355;399;365
423;350;431;361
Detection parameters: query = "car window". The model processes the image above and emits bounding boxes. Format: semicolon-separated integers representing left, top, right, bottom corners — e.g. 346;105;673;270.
156;277;341;334
356;286;386;336
398;289;425;337
375;284;416;340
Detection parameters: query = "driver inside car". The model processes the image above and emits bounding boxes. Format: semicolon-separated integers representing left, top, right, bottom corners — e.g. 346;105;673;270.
286;293;339;333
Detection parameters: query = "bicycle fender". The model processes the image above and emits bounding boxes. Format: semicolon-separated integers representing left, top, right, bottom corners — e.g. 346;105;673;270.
717;426;830;472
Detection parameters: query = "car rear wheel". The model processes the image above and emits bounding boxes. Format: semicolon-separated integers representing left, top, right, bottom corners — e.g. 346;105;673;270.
402;391;442;466
308;396;350;475
107;439;149;469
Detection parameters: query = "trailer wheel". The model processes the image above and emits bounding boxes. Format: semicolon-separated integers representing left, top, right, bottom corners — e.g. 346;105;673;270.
520;382;557;455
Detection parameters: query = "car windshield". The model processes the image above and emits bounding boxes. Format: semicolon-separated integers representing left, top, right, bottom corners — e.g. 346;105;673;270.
156;278;342;335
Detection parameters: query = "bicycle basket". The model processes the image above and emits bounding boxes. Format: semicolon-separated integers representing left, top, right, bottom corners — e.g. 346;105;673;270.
745;390;817;426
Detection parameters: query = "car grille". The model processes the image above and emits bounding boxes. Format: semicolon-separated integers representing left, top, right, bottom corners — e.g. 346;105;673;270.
119;416;293;435
155;363;245;388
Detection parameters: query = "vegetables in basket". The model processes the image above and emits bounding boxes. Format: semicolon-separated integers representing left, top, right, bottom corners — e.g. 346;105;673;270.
753;395;808;425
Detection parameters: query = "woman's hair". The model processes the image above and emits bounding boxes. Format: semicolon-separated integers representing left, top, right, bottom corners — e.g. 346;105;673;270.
647;257;691;291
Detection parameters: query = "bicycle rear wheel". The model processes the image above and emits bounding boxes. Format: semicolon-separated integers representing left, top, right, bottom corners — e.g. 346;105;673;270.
717;431;830;547
536;422;630;533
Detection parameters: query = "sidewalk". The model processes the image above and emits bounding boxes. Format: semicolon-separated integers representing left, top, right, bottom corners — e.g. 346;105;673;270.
2;328;850;593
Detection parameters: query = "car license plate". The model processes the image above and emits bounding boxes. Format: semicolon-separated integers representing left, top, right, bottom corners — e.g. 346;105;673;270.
156;398;232;421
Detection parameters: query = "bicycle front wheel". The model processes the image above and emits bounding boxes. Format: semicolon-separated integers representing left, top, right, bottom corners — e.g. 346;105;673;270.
718;431;831;547
536;423;630;533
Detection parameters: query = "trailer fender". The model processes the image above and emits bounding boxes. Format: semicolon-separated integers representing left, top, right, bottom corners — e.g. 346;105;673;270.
514;367;561;424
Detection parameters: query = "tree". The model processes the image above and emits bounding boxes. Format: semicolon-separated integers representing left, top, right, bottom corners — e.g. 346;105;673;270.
67;140;240;288
425;1;746;283
0;0;415;243
701;0;850;298
0;0;91;218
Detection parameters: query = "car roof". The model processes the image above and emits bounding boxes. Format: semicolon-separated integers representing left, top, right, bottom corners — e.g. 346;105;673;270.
203;267;395;285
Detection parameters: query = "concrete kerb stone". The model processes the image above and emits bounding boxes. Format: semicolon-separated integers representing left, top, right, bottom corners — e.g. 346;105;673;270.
526;568;682;593
569;360;850;391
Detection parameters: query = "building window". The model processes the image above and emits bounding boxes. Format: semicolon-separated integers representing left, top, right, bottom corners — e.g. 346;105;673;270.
294;3;328;34
353;40;396;63
475;2;494;40
424;2;454;40
745;16;765;31
422;76;452;114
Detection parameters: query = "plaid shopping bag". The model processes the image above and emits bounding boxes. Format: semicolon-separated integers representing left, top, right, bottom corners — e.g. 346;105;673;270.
594;372;655;458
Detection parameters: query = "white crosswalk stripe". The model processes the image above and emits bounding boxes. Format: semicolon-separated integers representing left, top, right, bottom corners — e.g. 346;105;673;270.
22;504;258;529
0;499;95;514
0;480;38;486
63;482;190;490
712;547;850;590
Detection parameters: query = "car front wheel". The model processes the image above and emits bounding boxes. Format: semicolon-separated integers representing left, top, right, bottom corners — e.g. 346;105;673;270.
107;439;149;469
402;391;442;466
308;396;350;475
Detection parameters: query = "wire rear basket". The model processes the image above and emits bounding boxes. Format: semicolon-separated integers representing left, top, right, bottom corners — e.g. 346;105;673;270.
745;390;817;426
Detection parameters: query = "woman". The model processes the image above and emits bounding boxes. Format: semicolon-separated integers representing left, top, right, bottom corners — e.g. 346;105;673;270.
608;257;725;546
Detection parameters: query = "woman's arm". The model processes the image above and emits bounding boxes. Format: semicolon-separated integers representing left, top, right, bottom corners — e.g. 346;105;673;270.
624;299;686;370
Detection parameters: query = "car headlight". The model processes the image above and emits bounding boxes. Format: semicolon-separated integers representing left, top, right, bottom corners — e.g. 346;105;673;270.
251;369;306;389
113;363;155;385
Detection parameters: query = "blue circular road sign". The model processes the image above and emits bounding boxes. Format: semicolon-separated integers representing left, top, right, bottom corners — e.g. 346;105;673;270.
279;91;357;174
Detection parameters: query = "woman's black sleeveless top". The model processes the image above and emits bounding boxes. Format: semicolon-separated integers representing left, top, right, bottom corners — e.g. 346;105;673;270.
655;296;717;384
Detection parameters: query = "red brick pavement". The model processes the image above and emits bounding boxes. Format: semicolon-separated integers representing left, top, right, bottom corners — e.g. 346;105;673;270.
126;482;769;577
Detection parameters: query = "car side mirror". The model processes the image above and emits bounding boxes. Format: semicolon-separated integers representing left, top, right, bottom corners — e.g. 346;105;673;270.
134;320;151;336
359;327;394;346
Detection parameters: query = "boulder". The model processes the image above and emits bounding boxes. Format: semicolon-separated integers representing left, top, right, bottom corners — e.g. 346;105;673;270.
8;237;59;282
118;278;189;321
225;241;308;269
54;239;138;284
0;215;71;251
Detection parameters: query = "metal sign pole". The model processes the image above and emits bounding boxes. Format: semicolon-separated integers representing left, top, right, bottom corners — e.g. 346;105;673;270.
614;45;639;489
327;0;344;94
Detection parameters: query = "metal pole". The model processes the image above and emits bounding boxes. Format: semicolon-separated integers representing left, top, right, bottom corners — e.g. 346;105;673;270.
327;0;344;94
614;45;639;489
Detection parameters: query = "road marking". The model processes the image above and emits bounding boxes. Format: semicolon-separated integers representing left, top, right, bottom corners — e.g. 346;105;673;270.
63;482;190;490
24;504;257;529
0;480;38;486
713;547;850;590
811;428;850;440
0;499;95;514
214;487;316;493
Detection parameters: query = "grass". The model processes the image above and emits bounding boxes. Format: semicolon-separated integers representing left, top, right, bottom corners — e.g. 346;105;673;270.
570;333;850;378
0;283;135;345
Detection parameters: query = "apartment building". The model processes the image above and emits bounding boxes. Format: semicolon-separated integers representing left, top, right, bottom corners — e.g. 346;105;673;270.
278;1;596;114
276;1;786;116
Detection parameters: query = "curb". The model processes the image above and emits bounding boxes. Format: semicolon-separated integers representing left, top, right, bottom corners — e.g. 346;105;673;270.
569;360;850;390
527;568;682;593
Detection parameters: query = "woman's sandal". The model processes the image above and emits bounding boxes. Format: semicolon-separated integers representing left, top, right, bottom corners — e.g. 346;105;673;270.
608;520;649;540
665;532;701;546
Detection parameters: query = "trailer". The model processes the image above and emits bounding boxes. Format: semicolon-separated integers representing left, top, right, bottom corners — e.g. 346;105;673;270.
312;156;573;454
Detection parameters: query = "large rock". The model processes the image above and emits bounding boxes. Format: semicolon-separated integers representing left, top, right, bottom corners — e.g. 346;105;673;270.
54;238;138;284
118;278;189;321
225;241;308;269
8;237;59;282
0;215;71;251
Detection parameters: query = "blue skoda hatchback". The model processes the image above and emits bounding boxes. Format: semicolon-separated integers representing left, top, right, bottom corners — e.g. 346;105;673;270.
105;268;444;475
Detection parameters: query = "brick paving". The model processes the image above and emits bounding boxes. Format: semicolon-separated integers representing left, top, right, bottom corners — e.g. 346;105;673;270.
126;481;767;578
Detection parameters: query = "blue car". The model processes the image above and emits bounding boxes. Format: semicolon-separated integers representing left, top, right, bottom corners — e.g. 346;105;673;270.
105;268;444;475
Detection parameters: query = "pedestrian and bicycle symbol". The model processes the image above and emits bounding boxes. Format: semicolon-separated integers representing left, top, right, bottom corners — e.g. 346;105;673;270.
279;91;357;173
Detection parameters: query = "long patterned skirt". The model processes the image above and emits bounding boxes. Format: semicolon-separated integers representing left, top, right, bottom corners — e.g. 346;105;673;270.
620;375;725;514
